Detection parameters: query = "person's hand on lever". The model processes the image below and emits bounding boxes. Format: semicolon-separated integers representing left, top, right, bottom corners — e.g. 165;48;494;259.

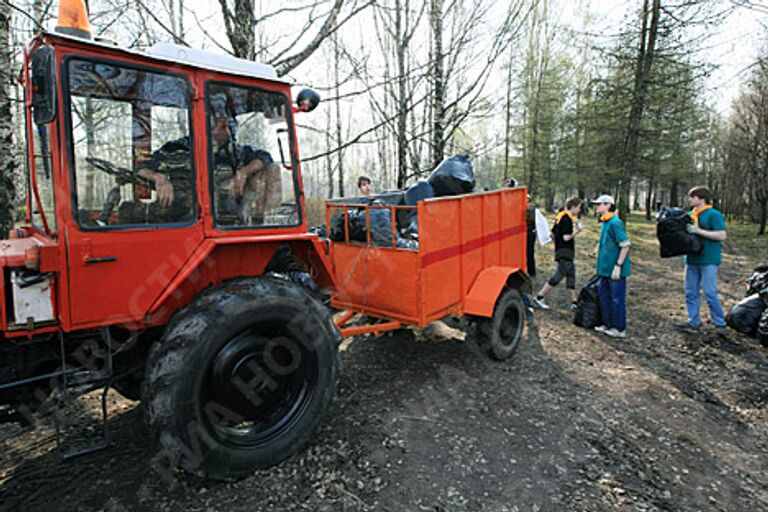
231;168;248;199
154;174;174;207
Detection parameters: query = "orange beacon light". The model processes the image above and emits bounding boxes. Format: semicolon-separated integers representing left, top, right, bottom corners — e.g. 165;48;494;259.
55;0;92;39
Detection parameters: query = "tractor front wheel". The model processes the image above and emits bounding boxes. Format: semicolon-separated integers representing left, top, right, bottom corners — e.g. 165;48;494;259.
143;277;340;480
473;287;525;360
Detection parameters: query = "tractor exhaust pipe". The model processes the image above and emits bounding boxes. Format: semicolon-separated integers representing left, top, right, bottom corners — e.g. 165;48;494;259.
55;0;92;39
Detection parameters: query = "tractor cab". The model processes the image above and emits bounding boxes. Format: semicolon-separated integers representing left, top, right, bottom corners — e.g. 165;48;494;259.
9;29;323;335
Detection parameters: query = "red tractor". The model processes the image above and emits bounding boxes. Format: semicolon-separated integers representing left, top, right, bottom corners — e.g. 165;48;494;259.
1;0;531;480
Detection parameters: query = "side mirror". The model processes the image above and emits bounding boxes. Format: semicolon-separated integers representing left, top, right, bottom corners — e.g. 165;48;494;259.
295;88;320;113
31;45;57;125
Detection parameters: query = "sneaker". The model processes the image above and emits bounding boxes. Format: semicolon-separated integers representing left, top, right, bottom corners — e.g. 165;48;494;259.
594;325;610;333
569;303;578;312
605;328;627;338
715;326;730;340
532;297;550;310
674;322;700;335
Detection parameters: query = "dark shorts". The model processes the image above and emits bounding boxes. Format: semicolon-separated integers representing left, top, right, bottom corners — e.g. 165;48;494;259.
548;259;576;289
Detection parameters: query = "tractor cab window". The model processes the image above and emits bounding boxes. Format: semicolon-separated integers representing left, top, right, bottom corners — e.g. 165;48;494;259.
66;59;194;227
206;83;299;228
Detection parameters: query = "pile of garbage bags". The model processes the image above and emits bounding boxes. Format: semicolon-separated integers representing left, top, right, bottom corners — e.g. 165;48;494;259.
727;265;768;345
656;207;702;258
324;154;476;250
573;275;602;329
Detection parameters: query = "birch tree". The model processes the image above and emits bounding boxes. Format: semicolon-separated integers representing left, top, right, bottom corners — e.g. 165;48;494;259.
0;1;16;235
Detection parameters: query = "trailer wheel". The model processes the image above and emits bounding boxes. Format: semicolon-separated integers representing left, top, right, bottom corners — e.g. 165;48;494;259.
473;288;525;360
144;277;340;480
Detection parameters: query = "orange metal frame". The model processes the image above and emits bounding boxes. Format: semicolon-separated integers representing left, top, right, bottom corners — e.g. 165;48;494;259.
333;310;402;338
326;187;528;329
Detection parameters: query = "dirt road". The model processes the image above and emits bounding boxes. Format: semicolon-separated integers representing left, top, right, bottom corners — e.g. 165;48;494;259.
1;217;767;511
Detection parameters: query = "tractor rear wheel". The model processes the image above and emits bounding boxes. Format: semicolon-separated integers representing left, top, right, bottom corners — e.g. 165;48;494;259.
143;277;340;480
473;287;525;360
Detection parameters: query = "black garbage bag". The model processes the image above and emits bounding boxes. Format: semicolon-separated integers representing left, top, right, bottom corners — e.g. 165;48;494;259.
329;209;367;242
367;207;394;246
656;207;702;258
348;210;368;242
726;294;768;336
265;244;306;273
574;275;602;329
427;154;476;196
397;180;435;238
746;265;768;297
757;309;768;346
329;213;345;241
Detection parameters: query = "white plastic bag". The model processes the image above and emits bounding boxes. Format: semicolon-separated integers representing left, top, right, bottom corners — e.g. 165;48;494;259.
534;208;552;246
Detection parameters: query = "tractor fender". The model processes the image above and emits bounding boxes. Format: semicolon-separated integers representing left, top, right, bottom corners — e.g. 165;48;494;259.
463;266;532;318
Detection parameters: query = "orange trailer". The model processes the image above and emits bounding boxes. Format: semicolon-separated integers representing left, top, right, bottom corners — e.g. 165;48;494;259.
326;187;532;360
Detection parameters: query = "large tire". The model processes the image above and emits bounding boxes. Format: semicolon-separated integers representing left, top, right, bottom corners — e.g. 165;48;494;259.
143;277;341;480
473;288;525;361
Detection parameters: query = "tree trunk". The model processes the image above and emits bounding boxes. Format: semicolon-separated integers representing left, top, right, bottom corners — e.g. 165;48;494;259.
503;57;512;181
0;2;16;237
219;0;256;60
430;0;445;169
645;177;653;220
619;0;660;223
395;0;408;188
670;179;679;207
325;104;334;198
759;198;766;236
333;29;344;197
84;98;96;206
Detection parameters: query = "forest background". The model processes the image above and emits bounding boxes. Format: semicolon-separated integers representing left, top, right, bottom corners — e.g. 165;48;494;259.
1;0;767;233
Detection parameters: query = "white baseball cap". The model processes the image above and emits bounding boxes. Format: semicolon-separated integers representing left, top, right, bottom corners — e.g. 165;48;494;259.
592;194;615;205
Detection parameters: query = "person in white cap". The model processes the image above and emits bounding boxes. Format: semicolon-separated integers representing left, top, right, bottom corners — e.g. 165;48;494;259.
591;195;631;338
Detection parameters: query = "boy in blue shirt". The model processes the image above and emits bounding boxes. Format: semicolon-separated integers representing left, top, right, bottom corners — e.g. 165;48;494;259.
592;195;631;338
675;186;728;338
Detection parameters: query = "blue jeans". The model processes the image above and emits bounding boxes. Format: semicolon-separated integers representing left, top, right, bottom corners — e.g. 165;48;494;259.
685;264;726;327
598;277;627;332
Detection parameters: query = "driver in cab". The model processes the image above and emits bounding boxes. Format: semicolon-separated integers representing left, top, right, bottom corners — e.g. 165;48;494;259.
138;102;280;225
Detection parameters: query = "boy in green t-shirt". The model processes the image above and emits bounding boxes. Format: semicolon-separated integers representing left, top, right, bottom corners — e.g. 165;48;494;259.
591;195;631;339
675;186;728;338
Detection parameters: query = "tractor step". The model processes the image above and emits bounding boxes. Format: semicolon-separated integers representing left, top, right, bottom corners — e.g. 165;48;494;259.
53;329;113;459
60;436;110;460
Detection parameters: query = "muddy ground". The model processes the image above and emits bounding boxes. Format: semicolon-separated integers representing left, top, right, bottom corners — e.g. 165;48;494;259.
1;217;767;511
